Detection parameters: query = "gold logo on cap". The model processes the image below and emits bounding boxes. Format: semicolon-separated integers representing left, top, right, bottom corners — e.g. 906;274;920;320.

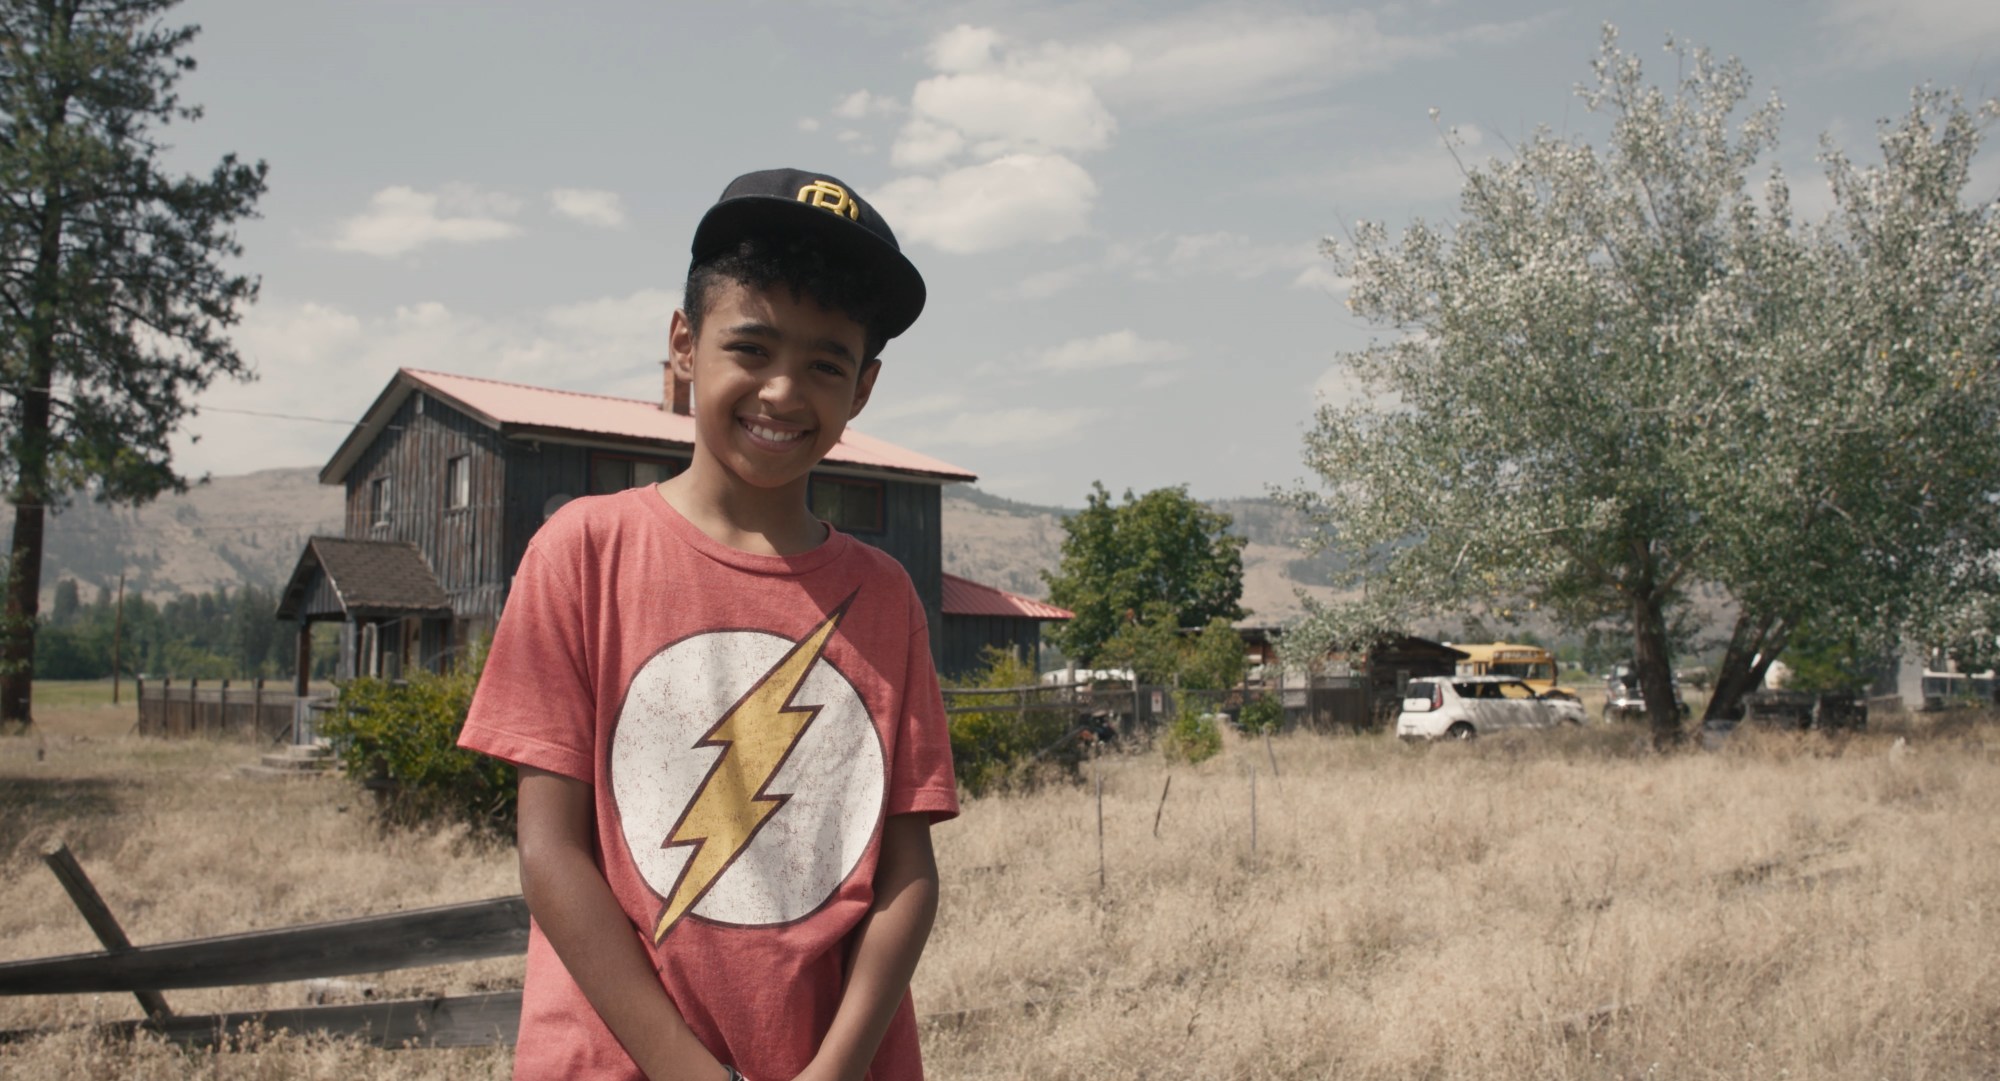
797;180;860;221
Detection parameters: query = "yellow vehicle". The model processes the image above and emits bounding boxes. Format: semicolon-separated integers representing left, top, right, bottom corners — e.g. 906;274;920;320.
1452;643;1577;698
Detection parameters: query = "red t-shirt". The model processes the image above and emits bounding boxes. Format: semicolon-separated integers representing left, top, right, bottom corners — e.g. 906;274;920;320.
459;487;959;1080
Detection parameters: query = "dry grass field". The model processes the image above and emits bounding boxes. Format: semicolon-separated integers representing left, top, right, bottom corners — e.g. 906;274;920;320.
3;684;1999;1079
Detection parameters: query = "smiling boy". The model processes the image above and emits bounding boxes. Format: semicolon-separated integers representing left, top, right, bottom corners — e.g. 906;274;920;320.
459;170;958;1081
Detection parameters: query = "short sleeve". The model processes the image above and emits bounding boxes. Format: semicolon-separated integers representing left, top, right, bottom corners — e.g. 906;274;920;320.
458;542;597;782
885;600;959;823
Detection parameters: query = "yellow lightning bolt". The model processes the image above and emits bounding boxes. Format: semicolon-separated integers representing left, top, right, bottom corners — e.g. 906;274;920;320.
652;598;853;942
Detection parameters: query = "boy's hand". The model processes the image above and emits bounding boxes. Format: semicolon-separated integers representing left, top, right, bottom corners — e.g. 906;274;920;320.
518;766;728;1081
796;813;940;1081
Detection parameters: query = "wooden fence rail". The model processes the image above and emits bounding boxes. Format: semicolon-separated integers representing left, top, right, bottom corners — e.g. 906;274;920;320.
135;678;330;744
0;843;526;1050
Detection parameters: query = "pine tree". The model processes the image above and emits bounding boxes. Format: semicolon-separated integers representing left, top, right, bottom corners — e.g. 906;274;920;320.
0;0;265;729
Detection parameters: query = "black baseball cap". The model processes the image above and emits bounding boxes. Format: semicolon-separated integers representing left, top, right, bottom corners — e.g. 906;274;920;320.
690;168;927;341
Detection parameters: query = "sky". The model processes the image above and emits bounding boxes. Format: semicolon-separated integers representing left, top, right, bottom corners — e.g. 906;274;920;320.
160;0;2000;507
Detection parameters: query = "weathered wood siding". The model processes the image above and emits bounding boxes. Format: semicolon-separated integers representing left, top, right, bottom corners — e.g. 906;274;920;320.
343;393;510;622
483;445;946;667
939;615;1042;679
839;477;942;667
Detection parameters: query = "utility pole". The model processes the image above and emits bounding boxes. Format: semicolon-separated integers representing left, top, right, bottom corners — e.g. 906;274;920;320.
110;573;125;705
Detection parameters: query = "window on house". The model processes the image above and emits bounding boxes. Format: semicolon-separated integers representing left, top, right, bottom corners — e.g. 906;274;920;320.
590;454;680;495
369;476;391;524
446;455;470;509
810;476;885;533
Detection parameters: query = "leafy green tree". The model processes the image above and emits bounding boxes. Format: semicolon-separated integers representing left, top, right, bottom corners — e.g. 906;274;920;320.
1096;601;1184;684
1288;28;2000;745
1044;482;1246;665
1179;616;1249;691
0;0;267;730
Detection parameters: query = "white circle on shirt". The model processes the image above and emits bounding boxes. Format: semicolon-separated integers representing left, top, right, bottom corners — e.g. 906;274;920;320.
609;628;885;935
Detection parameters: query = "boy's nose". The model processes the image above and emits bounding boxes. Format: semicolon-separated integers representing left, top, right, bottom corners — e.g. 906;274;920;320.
758;372;802;407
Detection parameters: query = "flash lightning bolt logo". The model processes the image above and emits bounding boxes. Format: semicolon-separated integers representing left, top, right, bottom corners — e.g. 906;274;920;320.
650;598;853;942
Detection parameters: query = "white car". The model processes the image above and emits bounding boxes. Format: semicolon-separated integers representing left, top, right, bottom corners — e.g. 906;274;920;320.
1396;676;1587;740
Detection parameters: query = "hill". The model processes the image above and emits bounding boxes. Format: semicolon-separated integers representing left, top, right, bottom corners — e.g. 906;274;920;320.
21;467;343;605
19;470;1340;624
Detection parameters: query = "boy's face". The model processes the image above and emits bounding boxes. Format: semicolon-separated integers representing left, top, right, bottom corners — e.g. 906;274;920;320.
668;280;879;497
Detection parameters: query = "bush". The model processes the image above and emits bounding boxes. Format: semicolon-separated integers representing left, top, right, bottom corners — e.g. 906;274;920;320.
320;643;514;835
1162;707;1222;764
948;647;1086;797
1237;694;1284;734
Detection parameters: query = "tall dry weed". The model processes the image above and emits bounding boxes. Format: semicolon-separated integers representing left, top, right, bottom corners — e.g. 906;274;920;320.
5;703;2000;1079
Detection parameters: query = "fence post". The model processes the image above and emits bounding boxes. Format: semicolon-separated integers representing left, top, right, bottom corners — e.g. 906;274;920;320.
219;679;230;735
135;677;147;736
253;679;265;741
41;842;173;1027
161;677;173;736
188;679;199;736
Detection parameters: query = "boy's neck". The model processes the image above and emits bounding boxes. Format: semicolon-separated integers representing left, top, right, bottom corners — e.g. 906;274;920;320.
654;468;828;557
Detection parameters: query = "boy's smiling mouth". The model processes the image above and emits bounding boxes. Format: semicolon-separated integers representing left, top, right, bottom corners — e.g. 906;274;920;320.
740;416;809;447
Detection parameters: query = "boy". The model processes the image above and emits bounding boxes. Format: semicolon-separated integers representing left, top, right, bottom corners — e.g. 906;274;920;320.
459;169;958;1081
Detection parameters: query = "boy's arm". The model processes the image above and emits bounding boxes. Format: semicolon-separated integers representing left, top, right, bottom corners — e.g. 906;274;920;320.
518;766;729;1081
797;813;941;1081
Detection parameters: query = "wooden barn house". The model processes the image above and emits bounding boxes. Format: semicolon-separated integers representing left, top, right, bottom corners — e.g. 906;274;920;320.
277;367;1068;689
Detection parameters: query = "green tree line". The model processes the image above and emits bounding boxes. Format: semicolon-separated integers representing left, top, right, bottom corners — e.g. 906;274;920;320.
34;578;328;681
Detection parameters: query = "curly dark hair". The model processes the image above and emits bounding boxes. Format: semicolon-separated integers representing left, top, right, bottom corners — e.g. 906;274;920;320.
683;234;890;361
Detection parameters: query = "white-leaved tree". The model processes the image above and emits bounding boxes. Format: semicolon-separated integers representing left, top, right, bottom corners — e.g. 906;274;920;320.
1287;27;2000;744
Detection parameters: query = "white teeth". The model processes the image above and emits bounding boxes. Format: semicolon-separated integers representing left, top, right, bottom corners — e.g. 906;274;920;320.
746;422;804;443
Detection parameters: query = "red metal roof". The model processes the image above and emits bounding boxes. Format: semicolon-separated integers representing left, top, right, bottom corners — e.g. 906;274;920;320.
409;368;975;481
324;368;975;484
941;573;1073;620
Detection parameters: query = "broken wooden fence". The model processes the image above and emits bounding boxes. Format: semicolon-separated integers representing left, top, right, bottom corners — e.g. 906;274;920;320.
0;843;528;1050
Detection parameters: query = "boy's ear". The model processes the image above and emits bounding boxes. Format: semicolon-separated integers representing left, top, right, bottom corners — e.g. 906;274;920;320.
667;308;697;382
849;358;881;419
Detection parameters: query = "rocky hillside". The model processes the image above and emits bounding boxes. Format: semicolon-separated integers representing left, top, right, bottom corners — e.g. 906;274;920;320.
20;469;1340;623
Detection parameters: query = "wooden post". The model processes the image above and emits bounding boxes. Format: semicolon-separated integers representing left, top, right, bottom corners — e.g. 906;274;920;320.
295;622;311;697
1095;768;1105;891
161;677;172;736
135;676;145;735
188;678;198;735
1248;766;1258;860
1265;729;1280;780
110;572;125;705
42;842;173;1026
253;678;265;741
1152;774;1172;838
218;679;229;735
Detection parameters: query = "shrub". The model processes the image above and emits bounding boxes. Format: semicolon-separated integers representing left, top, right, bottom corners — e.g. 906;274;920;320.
1237;694;1284;734
1163;707;1222;764
947;647;1086;797
320;643;514;835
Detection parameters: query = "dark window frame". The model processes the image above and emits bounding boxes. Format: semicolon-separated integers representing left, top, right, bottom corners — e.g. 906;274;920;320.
445;454;471;510
589;452;683;496
810;475;886;534
369;475;391;525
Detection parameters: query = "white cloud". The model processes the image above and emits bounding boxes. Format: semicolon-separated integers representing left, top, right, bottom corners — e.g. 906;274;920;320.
1284;126;1487;206
872;154;1098;253
176;289;679;475
548;188;628;228
797;116;822;133
1098;8;1537;115
891;25;1124;169
861;391;968;424
1034;330;1186;373
834;89;899;119
1160;232;1317;279
332;185;523;258
890;119;968;170
900;67;1116;160
1292;263;1354;298
1823;0;2000;64
908;405;1101;448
